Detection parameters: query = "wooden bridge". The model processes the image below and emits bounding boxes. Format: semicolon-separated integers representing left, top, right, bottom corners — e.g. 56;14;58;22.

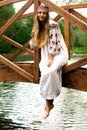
0;0;87;91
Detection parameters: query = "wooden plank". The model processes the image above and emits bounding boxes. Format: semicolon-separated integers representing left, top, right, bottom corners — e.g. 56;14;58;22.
0;0;25;7
40;0;87;33
62;3;87;10
0;62;87;92
1;35;34;57
70;9;87;23
53;14;62;21
9;41;33;61
19;12;35;20
64;10;70;59
33;47;40;83
62;68;87;92
63;58;87;73
34;0;39;12
0;12;35;27
0;55;33;82
33;0;40;83
0;63;34;82
0;0;33;35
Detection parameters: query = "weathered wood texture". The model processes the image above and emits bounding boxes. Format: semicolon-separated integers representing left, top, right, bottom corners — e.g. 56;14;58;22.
0;63;34;82
63;68;87;92
0;55;33;82
0;63;87;92
63;58;87;74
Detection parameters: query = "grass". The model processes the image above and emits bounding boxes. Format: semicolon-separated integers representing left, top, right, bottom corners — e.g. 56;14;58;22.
1;53;34;62
71;46;87;54
70;46;87;59
74;47;87;54
1;46;87;62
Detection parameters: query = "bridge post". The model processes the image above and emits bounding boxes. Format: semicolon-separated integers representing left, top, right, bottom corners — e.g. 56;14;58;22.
64;9;70;59
33;48;40;83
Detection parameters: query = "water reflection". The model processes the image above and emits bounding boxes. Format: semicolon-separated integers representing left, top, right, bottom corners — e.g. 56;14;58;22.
59;89;87;130
0;82;87;130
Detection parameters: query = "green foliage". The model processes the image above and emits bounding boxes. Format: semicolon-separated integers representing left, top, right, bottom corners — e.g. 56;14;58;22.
0;3;86;54
6;18;33;45
72;46;87;54
0;3;33;53
13;17;34;44
0;5;15;53
57;19;64;36
0;39;12;53
0;5;15;23
70;24;87;54
76;29;87;47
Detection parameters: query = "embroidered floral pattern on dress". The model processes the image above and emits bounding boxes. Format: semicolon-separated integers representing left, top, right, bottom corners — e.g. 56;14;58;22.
49;24;58;29
48;23;61;55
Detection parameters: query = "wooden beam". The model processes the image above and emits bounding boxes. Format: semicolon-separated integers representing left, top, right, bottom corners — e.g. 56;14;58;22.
62;3;87;10
33;0;40;83
0;63;34;82
64;9;70;59
9;41;33;61
70;9;87;23
0;55;33;82
0;35;34;57
53;14;62;21
34;0;39;13
63;58;87;74
0;2;87;26
33;47;40;83
0;0;33;35
19;12;35;20
0;0;25;7
0;62;87;92
0;12;35;27
39;0;87;33
63;68;87;92
0;2;87;29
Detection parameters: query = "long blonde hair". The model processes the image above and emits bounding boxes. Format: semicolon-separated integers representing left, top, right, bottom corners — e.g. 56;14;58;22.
32;11;49;48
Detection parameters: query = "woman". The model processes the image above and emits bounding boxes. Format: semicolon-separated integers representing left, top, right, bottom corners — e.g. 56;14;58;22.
30;4;68;119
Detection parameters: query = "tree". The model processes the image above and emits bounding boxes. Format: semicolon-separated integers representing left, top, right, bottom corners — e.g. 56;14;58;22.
0;5;33;53
6;17;33;45
0;5;15;53
0;5;15;23
54;0;87;54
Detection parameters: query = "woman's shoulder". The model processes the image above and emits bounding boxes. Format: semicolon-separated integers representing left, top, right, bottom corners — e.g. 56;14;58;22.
49;20;59;29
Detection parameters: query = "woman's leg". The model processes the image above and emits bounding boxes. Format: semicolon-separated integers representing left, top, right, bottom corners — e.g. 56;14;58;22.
43;99;54;119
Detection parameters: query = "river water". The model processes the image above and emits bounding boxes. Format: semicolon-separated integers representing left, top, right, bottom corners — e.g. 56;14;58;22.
0;82;87;130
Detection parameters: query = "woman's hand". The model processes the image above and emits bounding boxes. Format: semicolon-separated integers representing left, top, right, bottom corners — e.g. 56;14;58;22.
47;54;54;67
47;59;53;67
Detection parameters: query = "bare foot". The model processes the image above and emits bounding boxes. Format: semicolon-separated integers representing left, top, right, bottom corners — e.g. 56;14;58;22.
43;104;54;119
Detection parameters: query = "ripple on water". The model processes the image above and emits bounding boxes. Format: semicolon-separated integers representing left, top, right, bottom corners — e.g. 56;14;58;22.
0;82;87;130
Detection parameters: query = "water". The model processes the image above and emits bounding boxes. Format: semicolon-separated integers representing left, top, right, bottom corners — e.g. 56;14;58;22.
0;82;87;130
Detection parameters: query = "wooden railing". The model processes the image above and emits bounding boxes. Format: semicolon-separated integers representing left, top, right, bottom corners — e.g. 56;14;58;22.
0;0;87;91
0;0;40;83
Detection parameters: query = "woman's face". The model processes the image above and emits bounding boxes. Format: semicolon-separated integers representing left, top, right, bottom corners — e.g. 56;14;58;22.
38;10;47;22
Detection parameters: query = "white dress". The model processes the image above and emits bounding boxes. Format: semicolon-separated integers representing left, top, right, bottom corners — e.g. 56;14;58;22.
39;20;68;100
30;20;68;100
